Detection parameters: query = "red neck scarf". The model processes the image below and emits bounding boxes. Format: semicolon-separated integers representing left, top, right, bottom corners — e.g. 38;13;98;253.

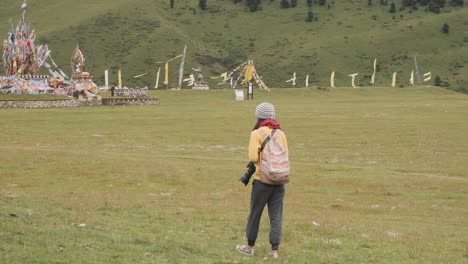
258;119;281;129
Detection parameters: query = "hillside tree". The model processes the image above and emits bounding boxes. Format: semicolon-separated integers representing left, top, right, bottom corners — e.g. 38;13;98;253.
428;1;441;12
247;0;261;11
307;0;313;7
389;2;397;12
280;0;290;8
318;0;327;5
199;0;207;10
449;0;464;6
170;0;175;8
401;0;415;6
291;0;298;7
442;23;450;33
432;0;447;7
306;10;314;21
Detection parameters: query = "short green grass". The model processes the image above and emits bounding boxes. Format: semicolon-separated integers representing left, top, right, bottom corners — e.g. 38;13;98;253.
0;87;467;263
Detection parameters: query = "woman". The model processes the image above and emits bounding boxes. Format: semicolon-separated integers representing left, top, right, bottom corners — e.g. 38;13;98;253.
236;102;289;260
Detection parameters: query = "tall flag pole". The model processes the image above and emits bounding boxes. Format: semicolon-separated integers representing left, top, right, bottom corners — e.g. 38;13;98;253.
409;70;414;86
104;69;109;88
330;71;335;88
370;58;377;85
118;69;122;88
414;56;422;84
155;66;161;89
164;62;169;89
178;45;187;90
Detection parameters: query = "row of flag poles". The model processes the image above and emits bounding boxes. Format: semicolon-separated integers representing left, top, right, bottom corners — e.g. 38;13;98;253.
106;68;431;89
104;55;431;89
288;57;432;88
99;69;123;88
101;45;188;89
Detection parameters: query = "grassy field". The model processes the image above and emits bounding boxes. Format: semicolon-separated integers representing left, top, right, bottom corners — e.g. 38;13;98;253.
0;87;467;263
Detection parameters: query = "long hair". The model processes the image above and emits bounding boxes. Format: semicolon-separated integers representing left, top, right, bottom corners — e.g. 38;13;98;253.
252;118;265;130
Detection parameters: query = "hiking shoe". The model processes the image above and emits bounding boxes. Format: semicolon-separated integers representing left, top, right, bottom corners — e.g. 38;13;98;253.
263;251;279;260
236;245;254;256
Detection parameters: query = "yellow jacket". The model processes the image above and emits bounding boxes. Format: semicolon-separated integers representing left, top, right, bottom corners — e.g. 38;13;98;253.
249;126;289;181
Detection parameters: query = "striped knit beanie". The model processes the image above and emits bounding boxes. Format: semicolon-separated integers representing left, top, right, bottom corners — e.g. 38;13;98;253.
255;102;276;120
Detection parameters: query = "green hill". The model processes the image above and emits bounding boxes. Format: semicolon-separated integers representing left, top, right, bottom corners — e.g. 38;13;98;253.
0;0;466;92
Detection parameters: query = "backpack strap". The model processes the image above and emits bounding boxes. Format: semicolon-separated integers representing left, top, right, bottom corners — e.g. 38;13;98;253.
257;128;277;152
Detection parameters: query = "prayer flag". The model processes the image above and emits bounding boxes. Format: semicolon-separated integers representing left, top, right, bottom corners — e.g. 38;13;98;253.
164;63;169;85
409;70;414;86
155;66;161;89
285;72;296;86
348;73;359;88
423;72;431;82
118;69;122;88
105;70;109;87
331;71;335;88
371;58;377;85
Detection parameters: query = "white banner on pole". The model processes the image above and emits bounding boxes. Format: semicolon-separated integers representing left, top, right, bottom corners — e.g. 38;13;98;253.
104;69;109;87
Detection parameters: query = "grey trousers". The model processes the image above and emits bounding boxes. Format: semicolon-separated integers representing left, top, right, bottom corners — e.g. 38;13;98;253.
246;180;285;250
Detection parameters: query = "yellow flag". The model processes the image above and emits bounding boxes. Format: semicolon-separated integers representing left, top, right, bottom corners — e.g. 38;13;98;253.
164;63;169;85
423;72;431;82
118;69;122;89
244;63;254;84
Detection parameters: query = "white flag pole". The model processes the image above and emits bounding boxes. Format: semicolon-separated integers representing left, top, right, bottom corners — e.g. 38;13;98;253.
155;66;161;89
178;45;187;90
330;71;335;88
104;69;109;88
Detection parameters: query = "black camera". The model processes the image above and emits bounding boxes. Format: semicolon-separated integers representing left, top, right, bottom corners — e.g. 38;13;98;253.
239;161;256;186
